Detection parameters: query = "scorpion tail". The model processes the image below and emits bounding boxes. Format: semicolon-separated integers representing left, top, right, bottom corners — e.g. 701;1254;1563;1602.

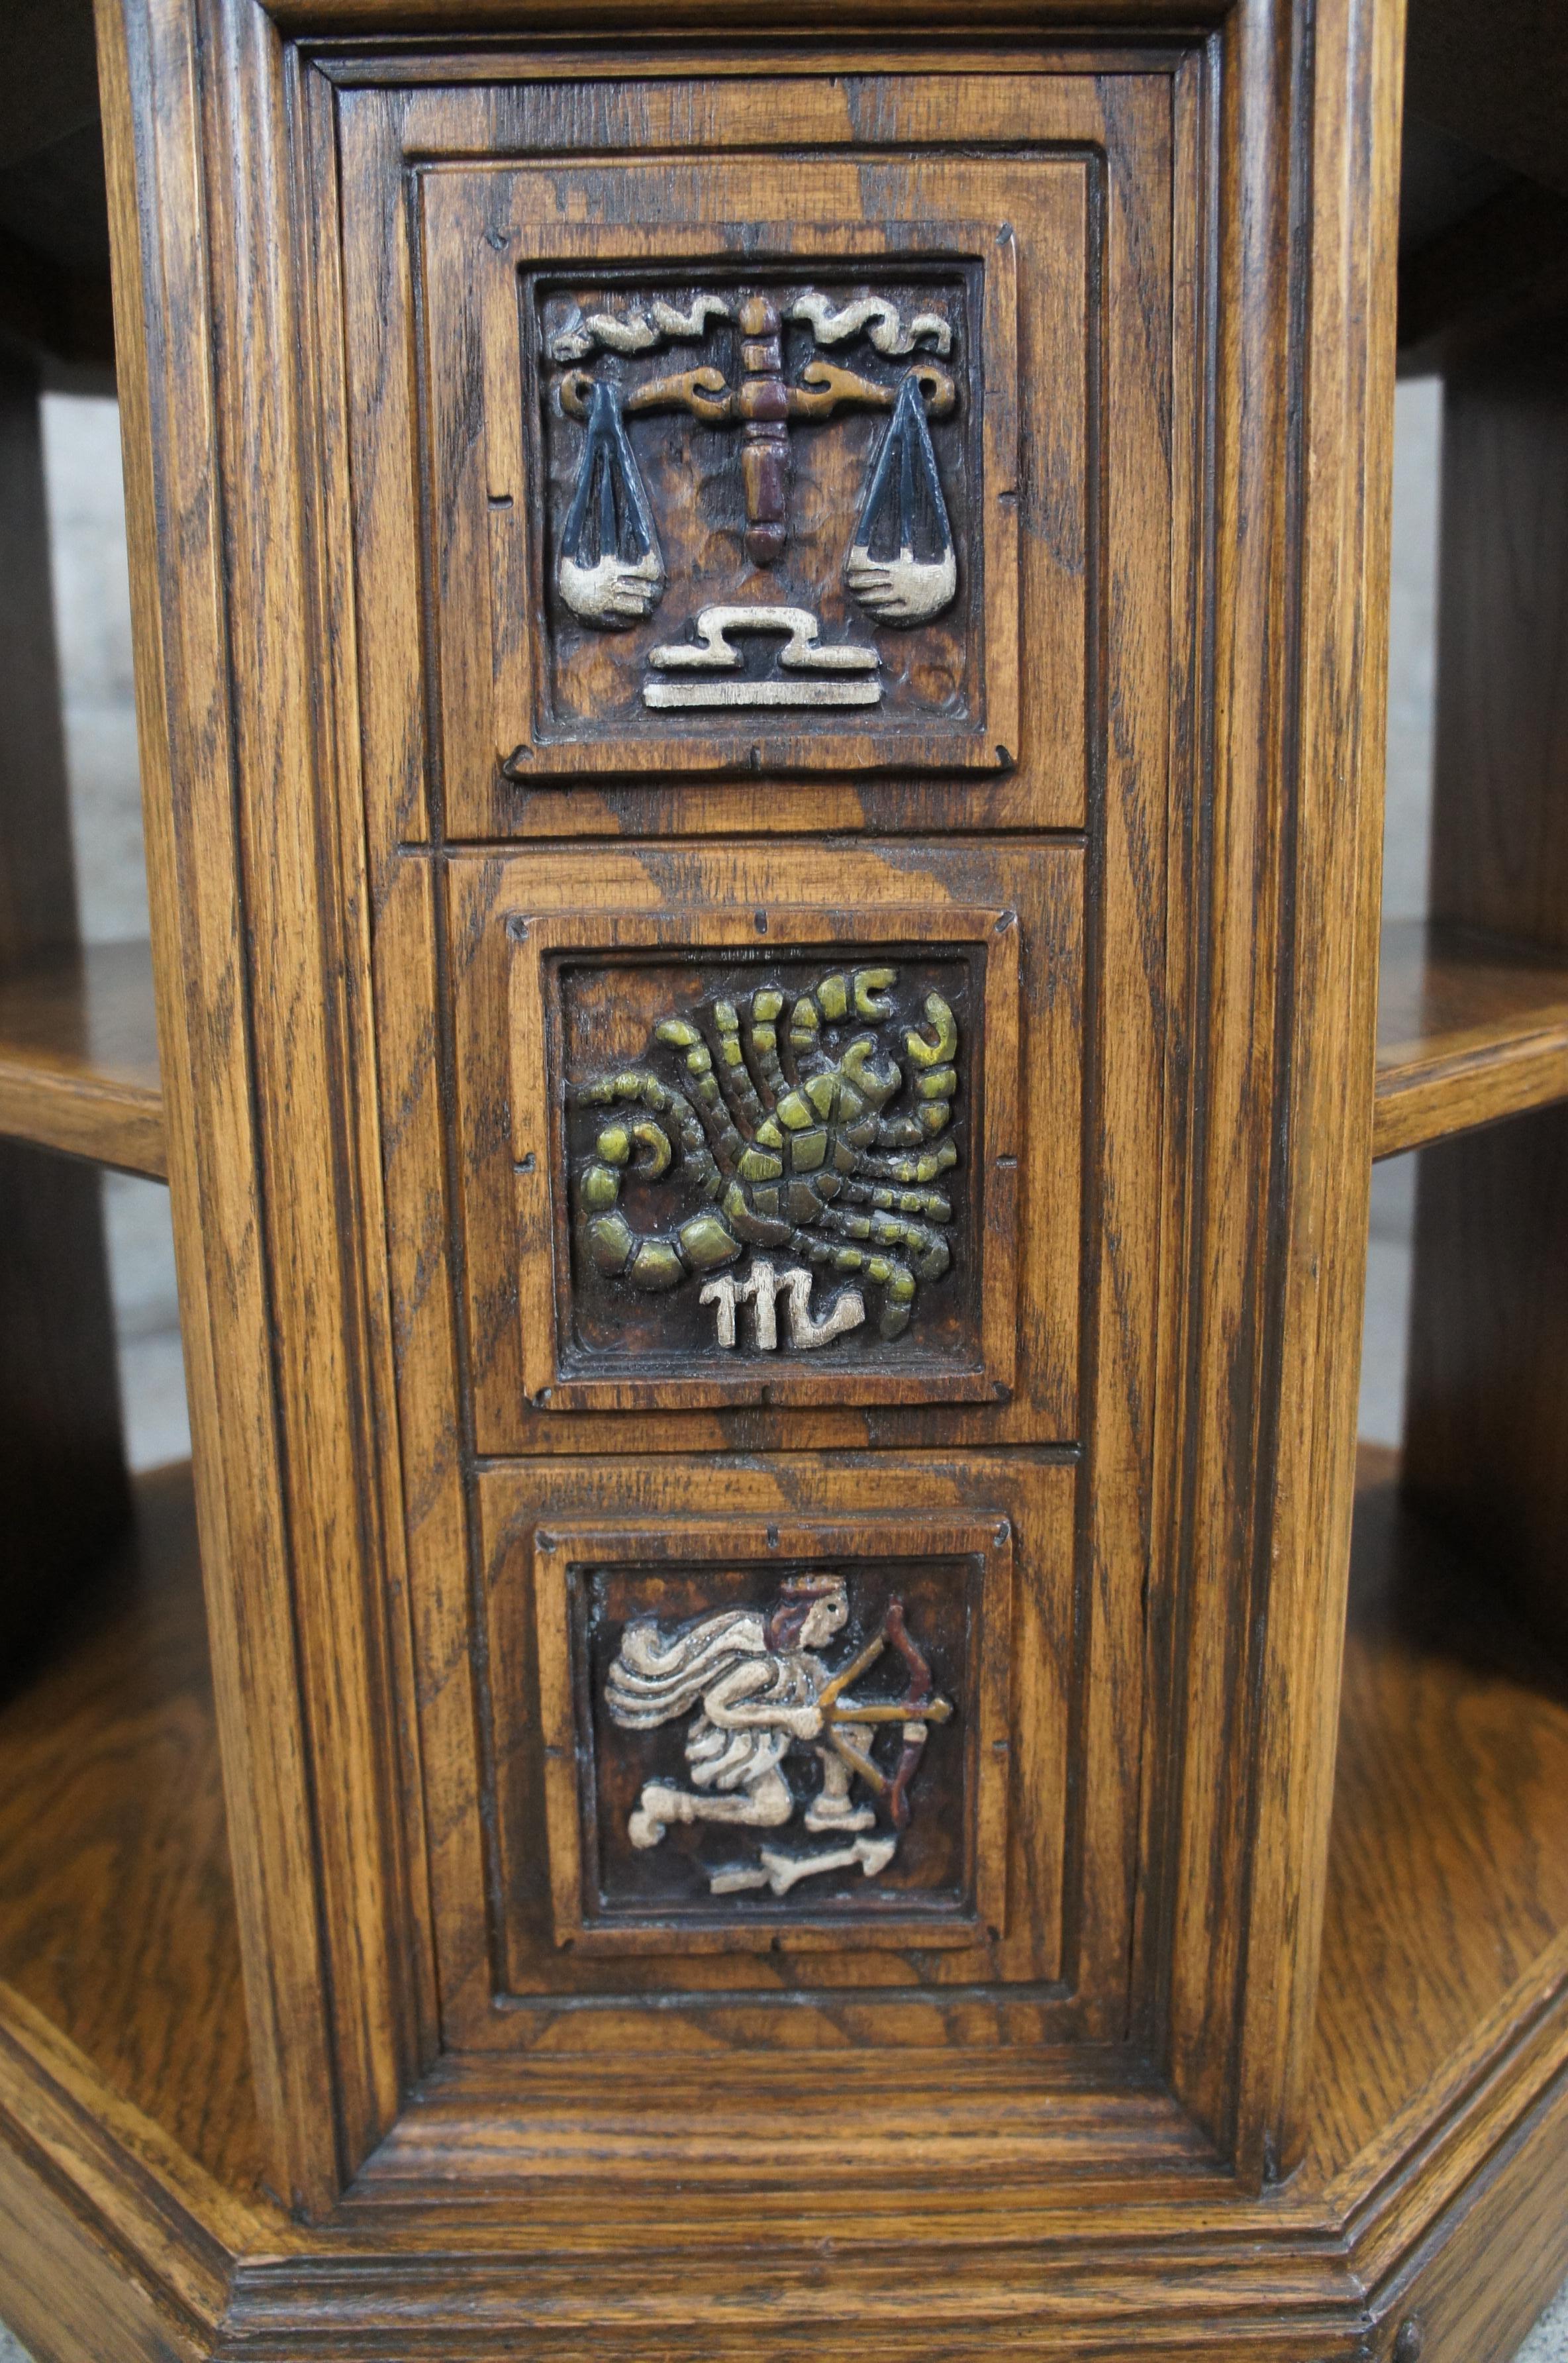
576;1095;739;1288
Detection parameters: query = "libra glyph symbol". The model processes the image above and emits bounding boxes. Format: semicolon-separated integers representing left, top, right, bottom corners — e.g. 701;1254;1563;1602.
548;286;961;709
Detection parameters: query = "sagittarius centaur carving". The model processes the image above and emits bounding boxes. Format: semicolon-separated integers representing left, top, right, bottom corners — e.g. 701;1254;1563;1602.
605;1574;952;1898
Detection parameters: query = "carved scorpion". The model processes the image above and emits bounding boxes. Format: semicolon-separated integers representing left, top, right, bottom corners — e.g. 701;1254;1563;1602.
573;967;959;1340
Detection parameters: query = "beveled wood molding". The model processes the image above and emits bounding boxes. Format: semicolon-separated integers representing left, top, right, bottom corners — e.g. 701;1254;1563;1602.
4;1943;1567;2363
258;0;1237;30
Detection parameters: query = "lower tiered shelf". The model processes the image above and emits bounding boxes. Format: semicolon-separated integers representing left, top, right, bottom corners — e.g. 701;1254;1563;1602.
1;1454;1565;2359
0;1462;260;2199
1305;1446;1568;2187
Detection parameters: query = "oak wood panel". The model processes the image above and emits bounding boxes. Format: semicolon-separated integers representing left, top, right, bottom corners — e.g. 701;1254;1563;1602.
468;1454;1072;2035
1163;0;1402;2184
1373;918;1568;1160
338;66;1168;852
94;0;1415;2286
0;1464;263;2198
99;0;434;2213
1304;1448;1568;2184
448;840;1077;1454
354;56;1190;2092
0;940;167;1178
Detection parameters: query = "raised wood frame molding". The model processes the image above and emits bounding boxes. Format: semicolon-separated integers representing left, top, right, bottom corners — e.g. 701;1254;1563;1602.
8;0;1412;2344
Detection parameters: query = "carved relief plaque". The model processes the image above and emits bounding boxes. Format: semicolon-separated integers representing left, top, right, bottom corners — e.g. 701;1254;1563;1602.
419;177;1036;808
532;1517;1012;1950
533;268;983;743
509;905;1022;1413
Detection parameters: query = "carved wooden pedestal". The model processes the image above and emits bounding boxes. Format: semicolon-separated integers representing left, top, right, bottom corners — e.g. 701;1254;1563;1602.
1;1;1566;2358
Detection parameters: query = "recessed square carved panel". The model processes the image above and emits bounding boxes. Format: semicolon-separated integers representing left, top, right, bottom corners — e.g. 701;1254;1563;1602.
446;840;1082;1454
526;255;995;752
417;155;1100;834
532;1514;1012;1952
510;905;1020;1413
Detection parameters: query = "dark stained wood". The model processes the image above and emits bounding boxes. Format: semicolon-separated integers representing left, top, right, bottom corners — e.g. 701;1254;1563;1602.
1428;311;1568;954
1398;177;1568;379
1404;1109;1568;1660
0;940;167;1179
1373;917;1568;1159
0;1462;264;2199
1403;297;1568;1676
0;344;130;1667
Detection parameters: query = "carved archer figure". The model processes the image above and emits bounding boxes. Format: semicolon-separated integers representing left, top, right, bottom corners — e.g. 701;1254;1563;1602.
605;1574;952;1896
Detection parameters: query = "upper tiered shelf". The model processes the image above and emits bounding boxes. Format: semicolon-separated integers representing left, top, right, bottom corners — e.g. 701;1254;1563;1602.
1373;918;1568;1160
0;940;166;1180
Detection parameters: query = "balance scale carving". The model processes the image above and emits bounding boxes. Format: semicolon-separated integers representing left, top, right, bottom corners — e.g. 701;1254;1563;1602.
549;288;959;709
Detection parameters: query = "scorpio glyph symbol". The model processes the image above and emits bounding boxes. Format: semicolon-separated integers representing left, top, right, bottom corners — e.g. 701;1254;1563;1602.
573;967;959;1341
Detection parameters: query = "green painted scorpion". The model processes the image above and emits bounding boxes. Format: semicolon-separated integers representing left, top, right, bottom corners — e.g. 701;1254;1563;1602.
573;966;959;1340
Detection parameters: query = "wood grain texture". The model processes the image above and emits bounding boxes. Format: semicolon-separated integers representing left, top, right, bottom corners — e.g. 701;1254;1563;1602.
0;1464;263;2197
1305;1447;1568;2184
335;66;1164;851
0;940;167;1178
0;346;130;1665
1404;1109;1568;1660
449;841;1067;1449
1163;0;1403;2184
1374;917;1568;1159
75;0;1453;2325
420;172;1028;816
99;0;436;2213
473;1456;1069;2033
348;58;1183;2093
1;1470;1565;2356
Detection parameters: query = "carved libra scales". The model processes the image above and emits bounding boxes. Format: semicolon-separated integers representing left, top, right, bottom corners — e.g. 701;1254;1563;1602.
548;287;959;710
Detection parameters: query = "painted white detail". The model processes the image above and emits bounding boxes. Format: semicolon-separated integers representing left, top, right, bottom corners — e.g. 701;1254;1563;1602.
557;546;665;625
843;540;958;625
646;605;881;712
787;293;952;356
650;605;879;672
779;1266;866;1347
644;678;881;709
701;1260;867;1351
549;295;733;363
803;1747;877;1833
709;1835;897;1896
